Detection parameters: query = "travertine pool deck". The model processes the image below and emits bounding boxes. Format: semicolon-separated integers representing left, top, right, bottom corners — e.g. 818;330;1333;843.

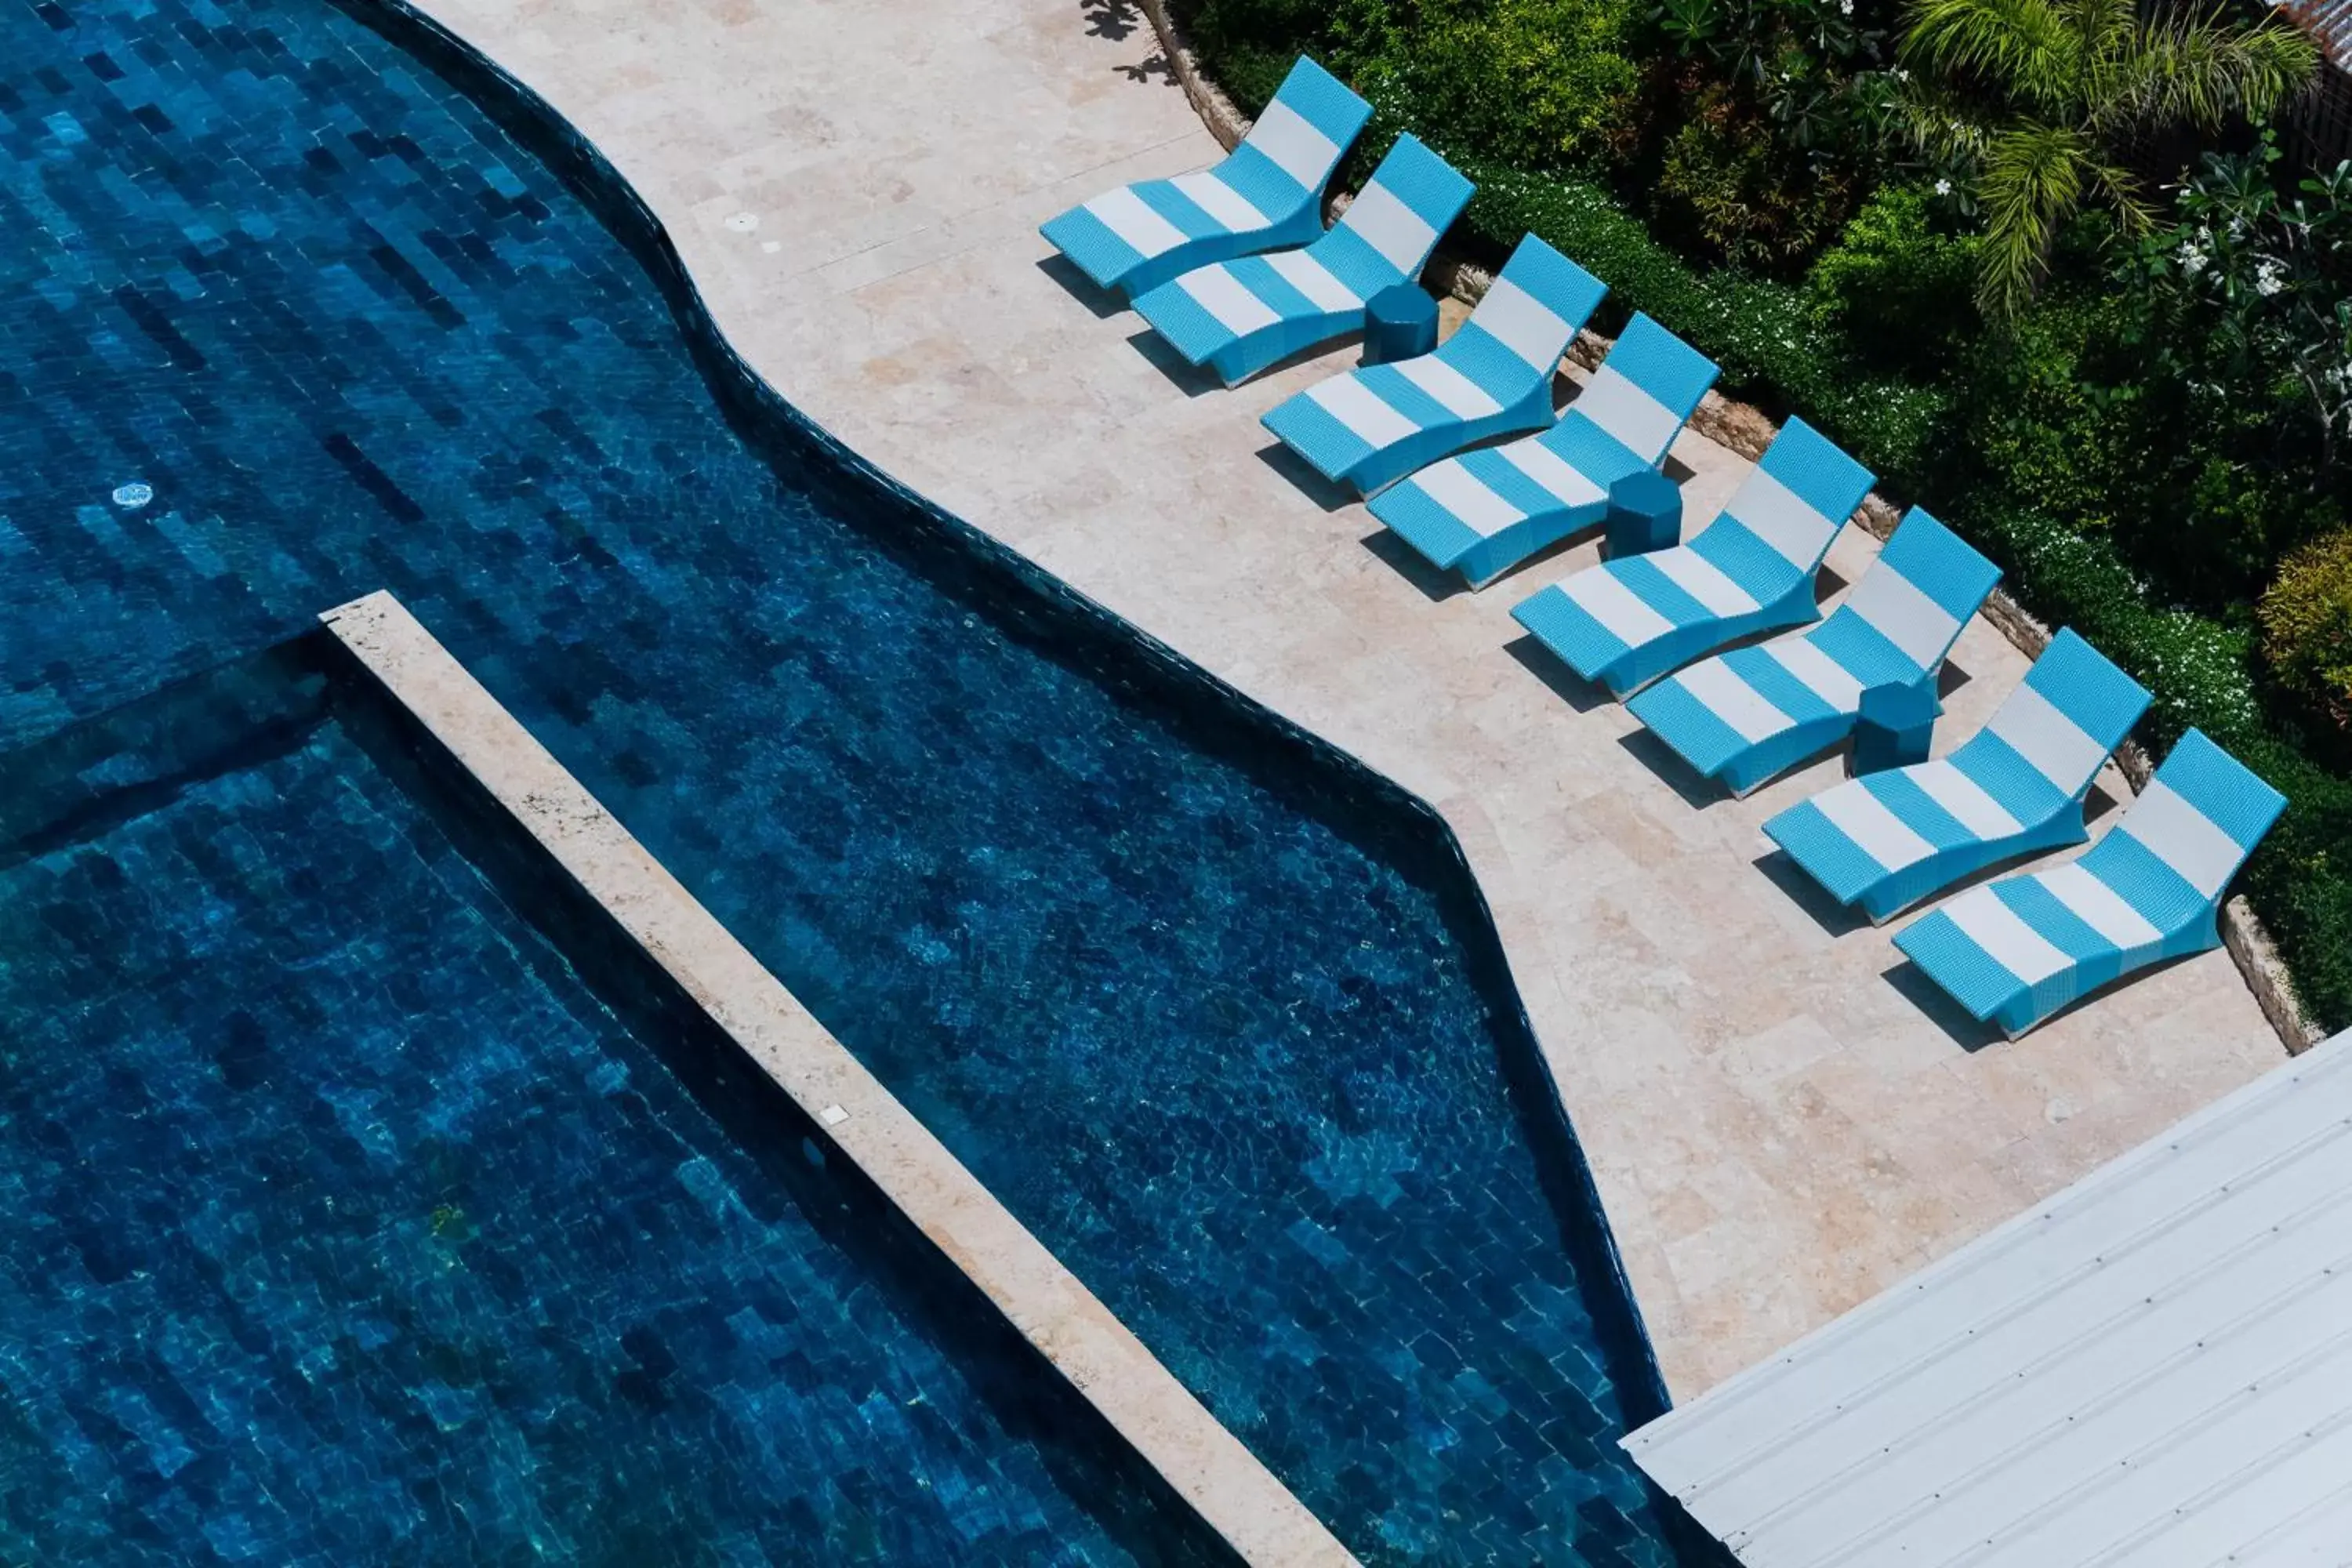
409;0;2288;1395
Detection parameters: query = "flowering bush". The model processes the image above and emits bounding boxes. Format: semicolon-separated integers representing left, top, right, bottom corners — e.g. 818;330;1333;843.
2132;136;2352;459
1889;0;2314;318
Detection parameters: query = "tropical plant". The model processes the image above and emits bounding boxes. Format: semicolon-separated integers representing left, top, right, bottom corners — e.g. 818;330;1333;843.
1657;82;1862;265
1650;0;1903;172
1892;0;2316;318
1640;0;1901;265
2131;134;2352;463
1650;0;1895;105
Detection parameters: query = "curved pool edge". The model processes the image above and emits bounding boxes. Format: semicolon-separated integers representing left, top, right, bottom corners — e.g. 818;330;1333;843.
321;0;1701;1550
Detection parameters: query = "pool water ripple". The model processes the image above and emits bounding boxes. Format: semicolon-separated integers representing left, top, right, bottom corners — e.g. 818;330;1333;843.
0;0;1708;1559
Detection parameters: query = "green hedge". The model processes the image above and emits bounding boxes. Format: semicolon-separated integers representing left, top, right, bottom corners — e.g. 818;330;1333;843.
1456;167;1954;491
1196;40;2352;1032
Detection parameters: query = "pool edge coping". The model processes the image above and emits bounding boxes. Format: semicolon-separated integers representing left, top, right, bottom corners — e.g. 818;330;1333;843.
319;588;1359;1568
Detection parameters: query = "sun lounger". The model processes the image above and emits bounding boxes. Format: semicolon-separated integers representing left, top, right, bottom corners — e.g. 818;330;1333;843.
1510;416;1873;695
1365;314;1719;587
1040;56;1372;299
1624;509;2000;797
1764;629;2151;921
1893;728;2286;1036
1258;234;1605;495
1128;133;1473;386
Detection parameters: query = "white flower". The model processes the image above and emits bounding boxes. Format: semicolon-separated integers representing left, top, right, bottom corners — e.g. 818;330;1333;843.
1838;0;1853;13
2179;245;2209;277
1934;178;1952;196
1893;66;1910;81
2256;259;2286;295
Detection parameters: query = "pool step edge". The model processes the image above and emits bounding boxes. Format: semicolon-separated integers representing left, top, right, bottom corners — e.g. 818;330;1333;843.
319;588;1357;1568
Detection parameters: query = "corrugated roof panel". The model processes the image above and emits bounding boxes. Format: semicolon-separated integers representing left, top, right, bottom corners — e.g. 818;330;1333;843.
2282;0;2352;70
1624;1029;2352;1568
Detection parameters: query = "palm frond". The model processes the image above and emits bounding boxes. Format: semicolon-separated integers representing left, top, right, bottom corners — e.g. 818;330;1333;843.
1903;0;2078;115
2095;6;2318;134
2071;0;2137;99
2082;154;2158;236
1891;78;2001;164
1975;121;2089;316
2073;0;2143;125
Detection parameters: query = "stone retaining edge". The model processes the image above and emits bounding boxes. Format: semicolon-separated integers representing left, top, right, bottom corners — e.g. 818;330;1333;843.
320;590;1359;1567
1131;0;2321;1054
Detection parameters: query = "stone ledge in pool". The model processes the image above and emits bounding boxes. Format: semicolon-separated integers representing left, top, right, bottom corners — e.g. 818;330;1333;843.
0;643;1200;1562
318;588;1355;1568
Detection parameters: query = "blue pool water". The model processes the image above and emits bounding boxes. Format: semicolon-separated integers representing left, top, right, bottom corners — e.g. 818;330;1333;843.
0;0;1711;1559
0;649;1201;1564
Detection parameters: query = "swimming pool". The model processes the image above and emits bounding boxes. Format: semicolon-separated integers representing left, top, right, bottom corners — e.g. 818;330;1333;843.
0;0;1712;1559
0;644;1215;1563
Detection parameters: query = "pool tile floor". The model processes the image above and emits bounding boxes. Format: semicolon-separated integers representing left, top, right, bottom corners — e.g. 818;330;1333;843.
0;669;1174;1566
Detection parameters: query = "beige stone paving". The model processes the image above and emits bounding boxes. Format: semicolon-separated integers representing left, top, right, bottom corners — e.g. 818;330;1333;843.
412;0;2288;1396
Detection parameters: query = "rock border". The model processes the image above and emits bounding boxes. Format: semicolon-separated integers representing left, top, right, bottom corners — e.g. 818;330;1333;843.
1131;0;2323;1055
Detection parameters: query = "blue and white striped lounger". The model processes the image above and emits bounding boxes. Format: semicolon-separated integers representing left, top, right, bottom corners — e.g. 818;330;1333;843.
1893;728;2286;1037
1764;629;2152;922
1039;57;1371;299
1509;416;1873;696
1257;234;1606;495
1364;314;1719;588
1624;509;2001;797
1128;134;1474;386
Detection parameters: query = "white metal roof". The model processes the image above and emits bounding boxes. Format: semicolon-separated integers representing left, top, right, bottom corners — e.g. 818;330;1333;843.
1623;1027;2352;1567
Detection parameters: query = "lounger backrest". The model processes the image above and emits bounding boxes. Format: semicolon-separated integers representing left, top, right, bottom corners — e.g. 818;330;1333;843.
1563;314;1719;466
2078;728;2286;931
1439;236;1605;397
1812;508;1999;684
1958;629;2149;808
1307;134;1474;298
1221;57;1371;214
1691;416;1873;589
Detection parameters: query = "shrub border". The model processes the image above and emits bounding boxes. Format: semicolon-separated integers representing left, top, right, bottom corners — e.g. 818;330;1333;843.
1133;0;2324;1053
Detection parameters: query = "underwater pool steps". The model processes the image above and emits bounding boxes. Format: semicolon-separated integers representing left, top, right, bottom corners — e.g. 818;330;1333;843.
318;589;1356;1568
